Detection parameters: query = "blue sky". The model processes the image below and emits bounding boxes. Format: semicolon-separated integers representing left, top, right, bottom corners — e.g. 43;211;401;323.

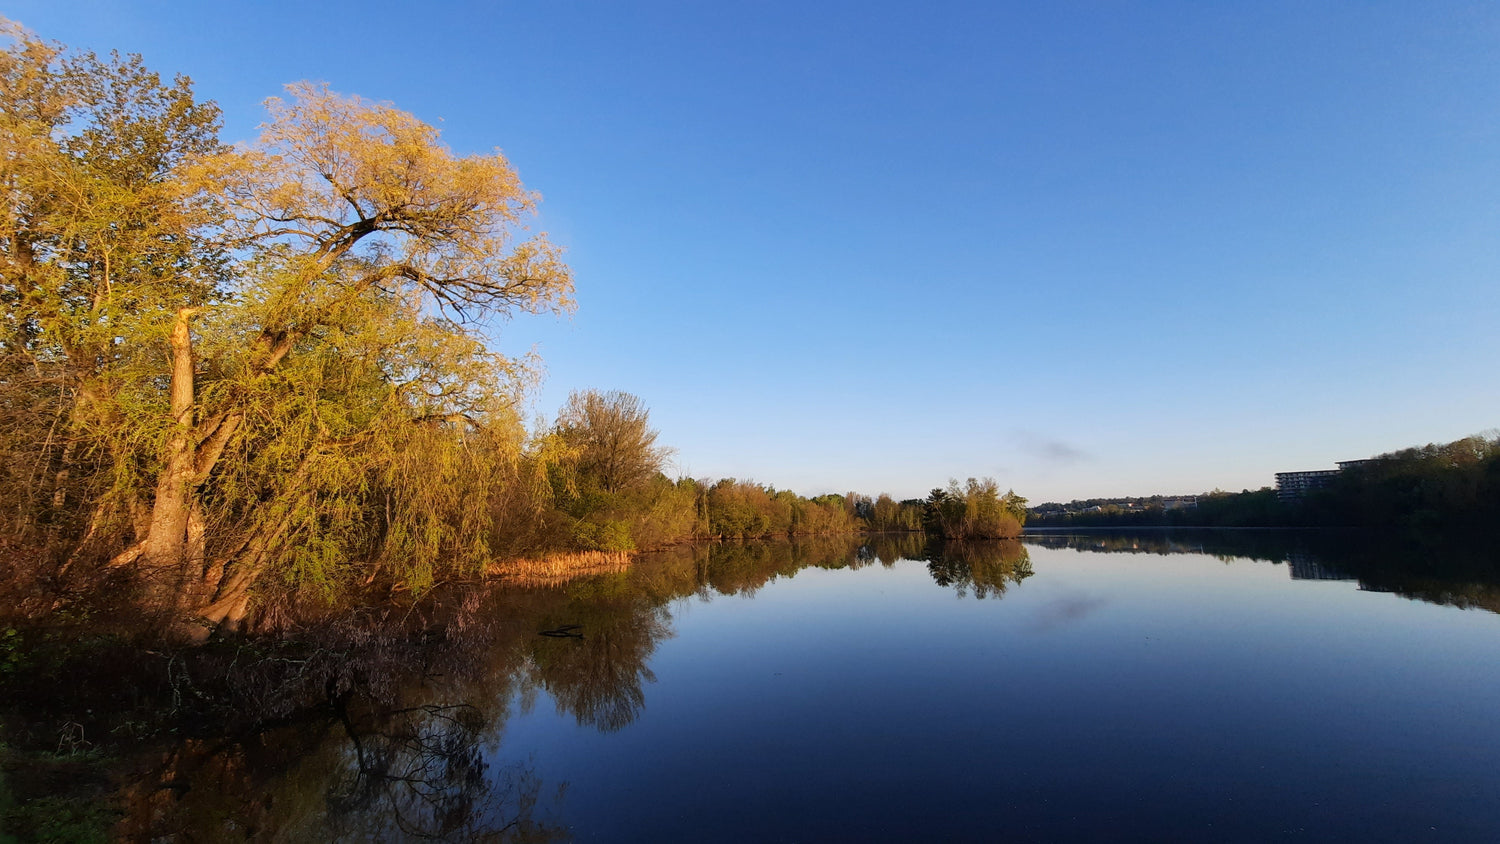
11;1;1500;502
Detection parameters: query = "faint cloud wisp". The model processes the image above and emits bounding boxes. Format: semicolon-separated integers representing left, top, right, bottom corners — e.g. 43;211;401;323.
1013;430;1091;465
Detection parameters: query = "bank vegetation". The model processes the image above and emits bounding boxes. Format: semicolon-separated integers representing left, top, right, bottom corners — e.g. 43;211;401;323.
1029;432;1500;532
0;23;1026;640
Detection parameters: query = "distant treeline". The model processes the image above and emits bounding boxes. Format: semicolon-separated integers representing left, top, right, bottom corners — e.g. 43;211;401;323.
538;406;1027;550
1028;433;1500;531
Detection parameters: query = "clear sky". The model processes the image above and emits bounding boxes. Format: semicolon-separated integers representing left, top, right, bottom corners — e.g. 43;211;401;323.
11;1;1500;502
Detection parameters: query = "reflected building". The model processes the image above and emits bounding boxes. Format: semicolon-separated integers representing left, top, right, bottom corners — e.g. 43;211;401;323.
1283;551;1354;582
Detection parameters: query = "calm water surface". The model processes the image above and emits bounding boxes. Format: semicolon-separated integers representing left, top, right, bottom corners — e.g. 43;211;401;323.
480;532;1500;842
87;531;1500;841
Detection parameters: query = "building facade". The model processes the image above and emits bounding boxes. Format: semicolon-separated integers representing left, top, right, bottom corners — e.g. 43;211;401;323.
1274;469;1340;501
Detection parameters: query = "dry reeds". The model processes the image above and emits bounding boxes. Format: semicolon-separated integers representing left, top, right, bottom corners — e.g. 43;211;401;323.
484;550;632;587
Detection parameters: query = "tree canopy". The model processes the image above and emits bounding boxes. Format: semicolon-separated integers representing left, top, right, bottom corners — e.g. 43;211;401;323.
0;21;1031;639
0;22;574;635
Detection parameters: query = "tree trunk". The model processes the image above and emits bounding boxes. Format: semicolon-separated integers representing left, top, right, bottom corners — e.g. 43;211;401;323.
190;504;298;640
49;437;76;509
124;309;201;617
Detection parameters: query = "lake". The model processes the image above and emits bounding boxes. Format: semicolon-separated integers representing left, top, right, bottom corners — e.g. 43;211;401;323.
68;530;1500;840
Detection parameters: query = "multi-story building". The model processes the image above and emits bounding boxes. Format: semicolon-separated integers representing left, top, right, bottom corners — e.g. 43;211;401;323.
1274;469;1340;501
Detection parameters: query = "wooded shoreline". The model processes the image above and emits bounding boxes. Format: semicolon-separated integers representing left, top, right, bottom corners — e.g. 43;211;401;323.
0;24;1026;642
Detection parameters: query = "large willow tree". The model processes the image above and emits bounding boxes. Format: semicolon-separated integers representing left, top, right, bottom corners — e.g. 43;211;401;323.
1;23;574;636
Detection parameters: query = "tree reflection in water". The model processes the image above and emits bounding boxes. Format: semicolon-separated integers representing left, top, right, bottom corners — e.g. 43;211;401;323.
920;539;1034;599
526;594;671;733
862;532;928;566
101;598;572;842
27;529;1496;839
859;532;1036;598
516;536;880;733
325;700;559;842
1024;528;1500;614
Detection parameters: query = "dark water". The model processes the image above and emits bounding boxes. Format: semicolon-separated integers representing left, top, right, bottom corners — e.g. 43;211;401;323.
47;530;1500;841
494;533;1500;842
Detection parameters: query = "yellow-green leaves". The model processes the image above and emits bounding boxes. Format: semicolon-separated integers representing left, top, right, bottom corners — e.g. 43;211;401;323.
2;23;577;620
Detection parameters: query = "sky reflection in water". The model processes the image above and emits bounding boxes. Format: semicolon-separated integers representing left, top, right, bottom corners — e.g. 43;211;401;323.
497;533;1500;842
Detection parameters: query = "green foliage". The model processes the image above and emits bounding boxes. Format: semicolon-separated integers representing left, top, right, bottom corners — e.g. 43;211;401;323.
923;478;1024;539
1030;432;1500;531
696;480;856;540
0;20;228;547
555;390;667;495
870;493;924;532
1;23;577;619
623;476;700;551
0;629;21;677
1307;433;1500;530
571;518;635;553
0;789;114;844
544;466;872;550
0;21;1036;632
